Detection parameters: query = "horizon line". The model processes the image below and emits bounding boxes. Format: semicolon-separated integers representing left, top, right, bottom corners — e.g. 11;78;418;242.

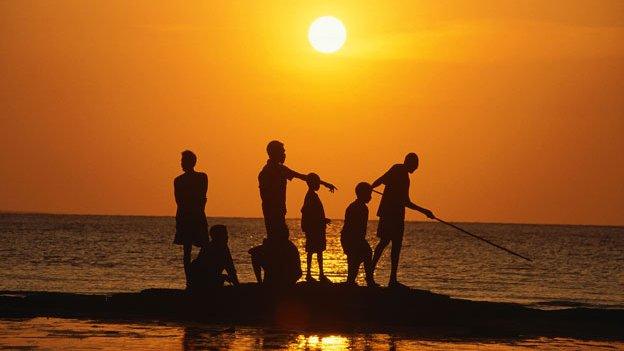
1;210;622;229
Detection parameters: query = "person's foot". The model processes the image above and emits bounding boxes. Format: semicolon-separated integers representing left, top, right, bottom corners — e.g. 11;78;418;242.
305;274;317;282
366;279;380;288
388;281;409;289
319;275;332;284
345;280;358;287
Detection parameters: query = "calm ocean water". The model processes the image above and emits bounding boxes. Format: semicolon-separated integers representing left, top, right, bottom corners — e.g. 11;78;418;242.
1;213;623;350
1;213;622;308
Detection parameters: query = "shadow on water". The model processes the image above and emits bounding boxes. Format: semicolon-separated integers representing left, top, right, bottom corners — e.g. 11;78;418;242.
0;318;622;350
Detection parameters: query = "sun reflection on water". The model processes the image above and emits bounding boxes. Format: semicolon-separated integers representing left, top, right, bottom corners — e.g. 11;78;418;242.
0;318;622;351
294;335;349;350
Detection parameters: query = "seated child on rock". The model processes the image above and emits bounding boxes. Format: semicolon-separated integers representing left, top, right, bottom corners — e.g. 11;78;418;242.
189;224;239;289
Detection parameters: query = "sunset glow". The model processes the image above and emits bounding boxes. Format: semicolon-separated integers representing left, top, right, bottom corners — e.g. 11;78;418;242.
308;16;347;53
1;1;623;225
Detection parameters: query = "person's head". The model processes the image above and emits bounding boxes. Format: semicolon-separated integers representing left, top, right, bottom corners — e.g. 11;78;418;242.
209;224;228;245
306;173;321;191
355;182;373;203
181;150;197;172
404;152;419;173
266;140;286;164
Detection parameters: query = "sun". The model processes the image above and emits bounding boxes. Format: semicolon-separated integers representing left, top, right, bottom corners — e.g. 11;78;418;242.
308;16;347;54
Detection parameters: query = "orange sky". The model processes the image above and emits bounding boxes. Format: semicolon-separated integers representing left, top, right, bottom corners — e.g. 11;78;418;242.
1;1;623;225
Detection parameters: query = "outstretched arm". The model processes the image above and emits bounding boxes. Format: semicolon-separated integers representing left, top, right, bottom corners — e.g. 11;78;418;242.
371;175;385;189
320;179;337;192
289;169;337;192
406;201;435;219
371;167;392;189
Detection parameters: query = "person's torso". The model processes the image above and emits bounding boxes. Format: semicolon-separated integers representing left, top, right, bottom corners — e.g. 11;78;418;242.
175;172;207;214
258;162;288;214
301;191;325;233
195;243;229;275
377;164;410;218
341;201;368;241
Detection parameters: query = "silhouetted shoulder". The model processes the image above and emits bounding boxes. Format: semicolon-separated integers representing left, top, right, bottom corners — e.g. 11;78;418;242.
302;191;321;210
258;162;297;183
175;172;207;184
349;201;368;216
197;172;208;184
174;174;184;184
379;164;404;183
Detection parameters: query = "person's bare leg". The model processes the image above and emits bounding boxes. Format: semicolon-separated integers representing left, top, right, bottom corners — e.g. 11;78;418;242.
251;255;263;283
183;244;192;288
306;252;316;281
389;236;403;285
346;255;358;284
306;252;313;276
363;249;377;286
371;239;390;272
318;252;331;283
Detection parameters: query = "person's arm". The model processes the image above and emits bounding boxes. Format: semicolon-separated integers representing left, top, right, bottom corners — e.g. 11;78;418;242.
341;205;352;234
200;173;208;196
320;179;337;192
286;166;337;192
406;200;435;219
371;167;392;189
174;179;182;207
200;173;208;207
224;248;239;285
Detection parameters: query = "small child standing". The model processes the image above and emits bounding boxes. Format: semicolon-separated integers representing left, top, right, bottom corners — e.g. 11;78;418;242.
189;224;239;290
340;182;377;286
301;173;331;283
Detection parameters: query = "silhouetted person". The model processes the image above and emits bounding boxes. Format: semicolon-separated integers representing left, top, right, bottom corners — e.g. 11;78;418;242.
341;182;377;287
301;173;331;283
258;140;336;240
371;153;434;288
249;237;302;286
250;140;336;286
174;150;209;288
188;224;239;290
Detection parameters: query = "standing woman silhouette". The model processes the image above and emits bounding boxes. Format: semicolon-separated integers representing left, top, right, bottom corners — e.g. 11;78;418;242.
173;150;209;289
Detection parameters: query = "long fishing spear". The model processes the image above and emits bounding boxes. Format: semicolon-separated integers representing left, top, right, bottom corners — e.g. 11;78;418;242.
371;189;532;262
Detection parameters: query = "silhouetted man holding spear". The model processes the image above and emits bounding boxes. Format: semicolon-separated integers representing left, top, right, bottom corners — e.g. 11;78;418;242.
371;152;435;288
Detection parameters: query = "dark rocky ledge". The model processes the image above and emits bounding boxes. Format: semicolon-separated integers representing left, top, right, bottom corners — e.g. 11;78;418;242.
1;283;622;340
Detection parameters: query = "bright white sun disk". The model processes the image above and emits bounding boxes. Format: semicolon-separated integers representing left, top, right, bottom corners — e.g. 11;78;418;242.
308;16;346;54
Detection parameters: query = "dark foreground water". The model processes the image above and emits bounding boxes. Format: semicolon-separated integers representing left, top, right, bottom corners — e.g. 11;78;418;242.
1;213;623;350
0;317;622;350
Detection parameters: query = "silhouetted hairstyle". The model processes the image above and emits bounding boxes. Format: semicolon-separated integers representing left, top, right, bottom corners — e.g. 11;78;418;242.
266;140;284;158
355;182;372;199
306;173;321;188
404;152;418;164
182;150;197;167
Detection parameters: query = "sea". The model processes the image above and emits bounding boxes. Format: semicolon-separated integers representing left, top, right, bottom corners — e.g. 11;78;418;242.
1;213;623;350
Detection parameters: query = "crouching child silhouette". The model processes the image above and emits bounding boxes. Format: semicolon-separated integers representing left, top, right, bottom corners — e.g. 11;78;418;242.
340;182;378;287
301;173;331;283
188;225;239;290
249;238;302;287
